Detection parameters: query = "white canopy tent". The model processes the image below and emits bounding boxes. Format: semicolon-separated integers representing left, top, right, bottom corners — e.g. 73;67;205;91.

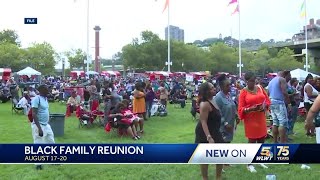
17;67;41;76
85;71;99;75
290;68;318;81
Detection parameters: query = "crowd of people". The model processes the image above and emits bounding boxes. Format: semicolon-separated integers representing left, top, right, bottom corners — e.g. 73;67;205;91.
2;71;320;175
195;71;320;180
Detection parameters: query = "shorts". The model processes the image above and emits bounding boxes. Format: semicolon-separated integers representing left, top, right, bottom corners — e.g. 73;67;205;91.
304;102;313;112
270;102;288;127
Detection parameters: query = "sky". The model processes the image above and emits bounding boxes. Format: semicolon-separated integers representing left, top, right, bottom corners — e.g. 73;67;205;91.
1;0;320;69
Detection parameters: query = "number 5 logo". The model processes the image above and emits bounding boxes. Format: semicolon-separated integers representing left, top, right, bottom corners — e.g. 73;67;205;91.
277;146;289;156
260;147;271;156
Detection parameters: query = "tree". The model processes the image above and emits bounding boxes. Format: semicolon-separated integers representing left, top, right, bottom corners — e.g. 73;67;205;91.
122;44;141;70
141;30;160;43
248;49;270;75
268;48;303;72
0;29;20;46
208;43;238;73
65;49;87;71
0;42;26;71
26;42;56;75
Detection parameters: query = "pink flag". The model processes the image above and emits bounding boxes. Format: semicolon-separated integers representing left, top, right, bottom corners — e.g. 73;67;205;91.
228;0;238;6
163;0;169;13
231;5;239;15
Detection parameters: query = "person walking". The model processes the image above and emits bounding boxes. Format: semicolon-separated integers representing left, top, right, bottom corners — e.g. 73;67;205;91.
31;85;55;170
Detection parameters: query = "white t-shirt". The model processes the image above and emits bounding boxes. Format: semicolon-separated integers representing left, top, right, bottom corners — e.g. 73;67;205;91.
304;83;319;103
17;97;29;107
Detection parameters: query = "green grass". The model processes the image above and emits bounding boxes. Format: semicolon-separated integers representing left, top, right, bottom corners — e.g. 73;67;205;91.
0;102;319;180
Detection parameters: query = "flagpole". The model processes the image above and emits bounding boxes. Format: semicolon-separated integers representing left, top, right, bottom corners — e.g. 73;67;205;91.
86;0;90;72
238;1;242;77
167;1;171;72
304;0;309;72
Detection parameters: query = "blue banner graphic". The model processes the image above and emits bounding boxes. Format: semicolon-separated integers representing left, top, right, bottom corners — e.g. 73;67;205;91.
0;144;319;164
0;144;197;164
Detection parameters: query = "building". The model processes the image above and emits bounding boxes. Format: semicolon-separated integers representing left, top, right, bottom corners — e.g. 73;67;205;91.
165;25;184;42
292;18;320;42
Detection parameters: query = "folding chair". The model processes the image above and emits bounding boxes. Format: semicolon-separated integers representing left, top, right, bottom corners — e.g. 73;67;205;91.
11;98;24;115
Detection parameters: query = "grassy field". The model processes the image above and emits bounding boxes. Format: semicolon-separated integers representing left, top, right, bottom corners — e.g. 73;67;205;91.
0;101;319;180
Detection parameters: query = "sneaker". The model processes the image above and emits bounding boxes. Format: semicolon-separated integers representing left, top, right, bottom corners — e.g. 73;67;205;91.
132;137;138;140
222;169;226;173
136;136;141;139
247;165;257;173
301;164;311;170
260;164;268;169
35;165;43;170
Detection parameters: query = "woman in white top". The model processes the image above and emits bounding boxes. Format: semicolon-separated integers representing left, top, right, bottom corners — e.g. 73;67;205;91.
303;74;319;136
17;93;31;115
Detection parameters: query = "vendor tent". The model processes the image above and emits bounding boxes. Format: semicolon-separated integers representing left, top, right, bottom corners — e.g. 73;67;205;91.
290;68;318;81
85;71;99;75
0;68;11;80
17;67;41;76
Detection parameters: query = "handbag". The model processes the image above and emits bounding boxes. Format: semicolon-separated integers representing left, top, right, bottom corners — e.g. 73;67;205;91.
27;97;40;122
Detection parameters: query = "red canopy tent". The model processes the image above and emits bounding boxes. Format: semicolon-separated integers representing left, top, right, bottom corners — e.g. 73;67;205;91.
173;72;186;77
0;68;11;80
70;71;85;79
150;71;171;80
190;72;207;80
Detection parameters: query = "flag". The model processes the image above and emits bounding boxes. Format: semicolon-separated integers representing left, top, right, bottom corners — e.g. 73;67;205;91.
232;5;239;15
163;0;169;13
300;0;306;18
228;0;237;6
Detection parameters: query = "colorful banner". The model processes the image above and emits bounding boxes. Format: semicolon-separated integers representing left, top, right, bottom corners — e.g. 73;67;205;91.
300;0;306;18
0;144;318;164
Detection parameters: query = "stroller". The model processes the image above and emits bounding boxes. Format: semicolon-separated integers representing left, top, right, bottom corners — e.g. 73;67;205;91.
154;104;167;117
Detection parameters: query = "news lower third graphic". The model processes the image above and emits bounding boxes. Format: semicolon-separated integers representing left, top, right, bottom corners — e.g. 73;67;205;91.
24;18;37;24
0;144;319;164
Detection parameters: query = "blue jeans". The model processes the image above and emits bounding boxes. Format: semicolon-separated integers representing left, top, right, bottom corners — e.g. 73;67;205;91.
270;102;289;127
146;101;153;117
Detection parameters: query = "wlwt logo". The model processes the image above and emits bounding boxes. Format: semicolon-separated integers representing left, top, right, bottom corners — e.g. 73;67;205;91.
24;18;37;24
255;146;274;161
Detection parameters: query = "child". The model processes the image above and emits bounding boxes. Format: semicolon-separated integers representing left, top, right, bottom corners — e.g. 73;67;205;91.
109;102;140;140
122;99;141;133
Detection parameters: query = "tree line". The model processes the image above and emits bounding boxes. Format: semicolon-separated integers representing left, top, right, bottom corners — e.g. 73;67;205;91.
0;29;317;76
0;29;87;75
121;30;311;76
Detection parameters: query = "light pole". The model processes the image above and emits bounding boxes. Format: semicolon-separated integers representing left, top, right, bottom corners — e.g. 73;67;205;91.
62;58;65;78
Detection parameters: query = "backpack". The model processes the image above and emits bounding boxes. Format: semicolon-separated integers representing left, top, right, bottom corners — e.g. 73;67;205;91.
27;97;40;123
